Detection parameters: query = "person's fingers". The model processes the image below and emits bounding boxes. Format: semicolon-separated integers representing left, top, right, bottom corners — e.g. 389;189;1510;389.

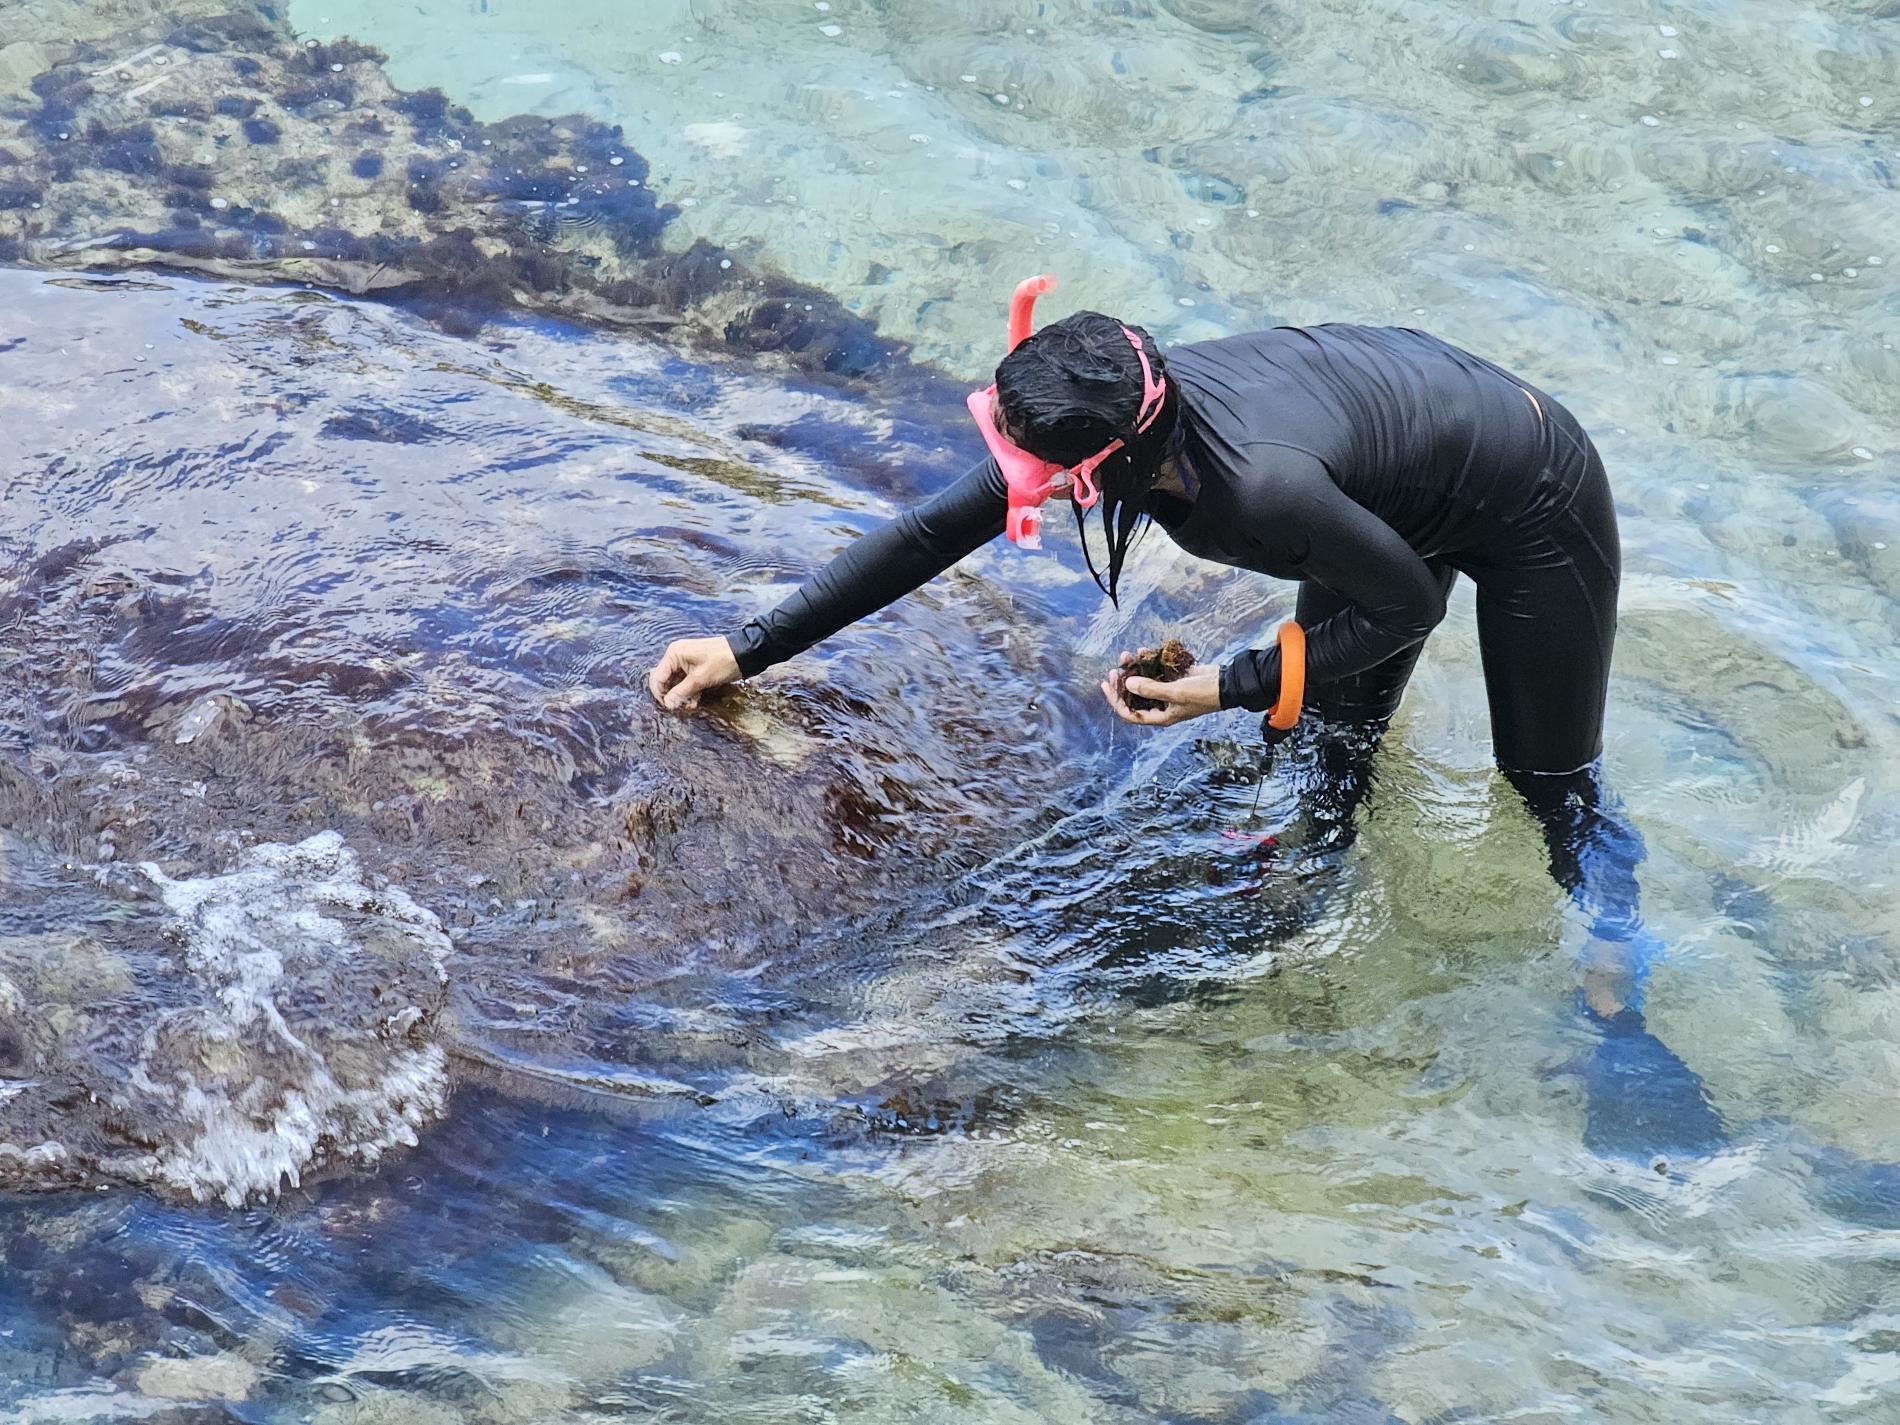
647;647;682;703
1122;675;1175;705
1118;649;1134;668
1100;676;1168;726
663;663;706;710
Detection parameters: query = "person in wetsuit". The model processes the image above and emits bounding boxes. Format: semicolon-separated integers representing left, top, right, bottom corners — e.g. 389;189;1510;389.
648;311;1723;1156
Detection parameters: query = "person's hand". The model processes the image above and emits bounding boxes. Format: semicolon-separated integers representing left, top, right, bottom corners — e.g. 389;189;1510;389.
1100;648;1223;727
647;636;741;711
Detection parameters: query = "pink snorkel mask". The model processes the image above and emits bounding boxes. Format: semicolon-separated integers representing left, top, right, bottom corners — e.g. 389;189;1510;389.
966;274;1168;550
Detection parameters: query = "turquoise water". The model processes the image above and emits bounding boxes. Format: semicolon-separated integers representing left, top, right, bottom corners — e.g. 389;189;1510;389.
0;1;1898;1421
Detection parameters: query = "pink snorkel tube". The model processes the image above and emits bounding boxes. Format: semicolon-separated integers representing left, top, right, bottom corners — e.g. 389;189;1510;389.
966;274;1167;550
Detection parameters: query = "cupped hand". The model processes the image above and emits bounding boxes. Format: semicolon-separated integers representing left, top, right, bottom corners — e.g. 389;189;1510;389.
647;636;741;711
1100;647;1223;727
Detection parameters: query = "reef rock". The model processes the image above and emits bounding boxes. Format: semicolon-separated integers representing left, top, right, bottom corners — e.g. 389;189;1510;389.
0;6;908;379
0;264;1077;1202
0;834;449;1206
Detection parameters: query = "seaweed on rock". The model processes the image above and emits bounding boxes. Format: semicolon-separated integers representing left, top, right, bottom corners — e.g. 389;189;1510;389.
0;268;1074;1204
0;6;931;387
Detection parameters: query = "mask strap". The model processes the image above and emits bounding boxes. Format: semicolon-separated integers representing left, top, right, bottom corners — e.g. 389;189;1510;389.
1070;464;1100;507
1120;327;1166;435
1069;441;1120;508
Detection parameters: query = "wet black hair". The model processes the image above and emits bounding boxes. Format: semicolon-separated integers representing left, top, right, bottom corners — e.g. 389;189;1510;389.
994;309;1176;603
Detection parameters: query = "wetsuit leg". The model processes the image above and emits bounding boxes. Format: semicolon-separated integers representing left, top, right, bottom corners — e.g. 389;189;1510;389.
1469;448;1644;976
1298;565;1457;727
1470;446;1619;776
1471;451;1722;1155
1468;452;1636;947
1307;566;1451;725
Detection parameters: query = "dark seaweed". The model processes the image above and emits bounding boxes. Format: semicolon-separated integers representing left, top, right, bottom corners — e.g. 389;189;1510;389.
1124;639;1196;711
321;406;455;444
148;96;211;121
26;70;90;144
391;88;474;144
86;120;164;175
405;155;444;214
1;15;929;386
279;82;355;112
167;12;278;52
274;155;329;187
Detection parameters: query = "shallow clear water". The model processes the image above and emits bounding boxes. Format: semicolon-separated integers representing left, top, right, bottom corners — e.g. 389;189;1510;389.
1;1;1898;1422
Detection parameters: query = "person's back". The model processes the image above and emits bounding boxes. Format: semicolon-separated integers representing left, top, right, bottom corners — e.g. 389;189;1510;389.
1168;324;1590;561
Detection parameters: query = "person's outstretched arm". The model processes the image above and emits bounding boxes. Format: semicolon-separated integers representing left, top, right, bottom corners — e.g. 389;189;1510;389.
648;458;1007;708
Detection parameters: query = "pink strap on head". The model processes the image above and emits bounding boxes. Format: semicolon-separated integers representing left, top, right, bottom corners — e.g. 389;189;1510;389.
1064;328;1167;507
1121;326;1166;434
1069;461;1104;508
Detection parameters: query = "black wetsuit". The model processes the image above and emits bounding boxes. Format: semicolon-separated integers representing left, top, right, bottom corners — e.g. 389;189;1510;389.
731;324;1618;777
735;329;1869;1172
725;325;1716;1139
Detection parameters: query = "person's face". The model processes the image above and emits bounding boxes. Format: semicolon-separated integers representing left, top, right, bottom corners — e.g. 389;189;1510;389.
988;393;1075;501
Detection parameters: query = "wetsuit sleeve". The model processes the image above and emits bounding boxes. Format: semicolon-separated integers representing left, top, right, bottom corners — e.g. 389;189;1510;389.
727;458;1008;676
1219;445;1450;713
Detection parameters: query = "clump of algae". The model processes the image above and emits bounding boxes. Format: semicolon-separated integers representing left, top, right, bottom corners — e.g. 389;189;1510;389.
1125;638;1194;711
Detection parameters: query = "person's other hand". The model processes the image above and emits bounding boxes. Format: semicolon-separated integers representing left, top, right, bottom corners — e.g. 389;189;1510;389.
647;636;740;711
1100;648;1223;727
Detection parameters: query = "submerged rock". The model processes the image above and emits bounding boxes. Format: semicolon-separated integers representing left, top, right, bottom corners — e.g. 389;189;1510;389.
0;5;915;382
0;267;1079;1203
0;833;450;1206
133;1349;262;1403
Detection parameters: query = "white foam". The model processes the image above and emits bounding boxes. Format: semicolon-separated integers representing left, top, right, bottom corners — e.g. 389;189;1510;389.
123;833;452;1206
0;1386;173;1423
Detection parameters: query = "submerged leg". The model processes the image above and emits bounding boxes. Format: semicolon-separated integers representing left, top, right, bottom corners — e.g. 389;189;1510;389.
1108;573;1453;999
1503;764;1662;1017
1476;456;1722;1156
1505;764;1724;1157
